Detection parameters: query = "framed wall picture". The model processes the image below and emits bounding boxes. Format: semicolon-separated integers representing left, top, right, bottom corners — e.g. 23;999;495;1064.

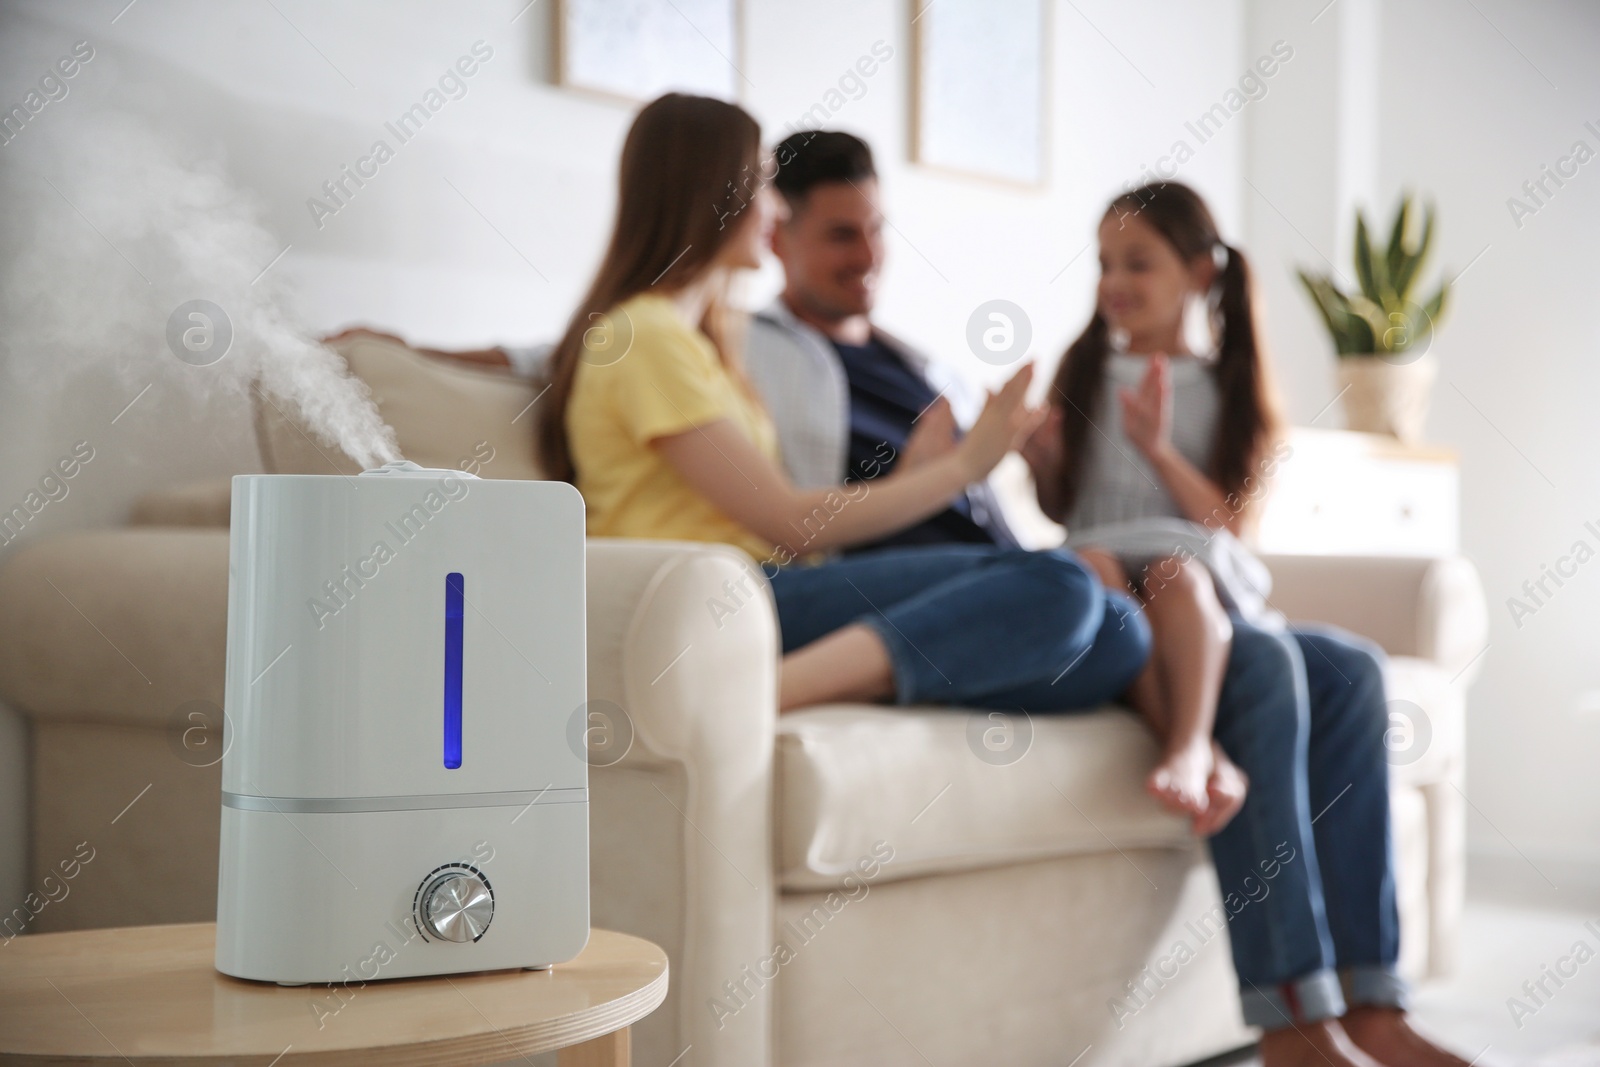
912;0;1049;186
554;0;744;103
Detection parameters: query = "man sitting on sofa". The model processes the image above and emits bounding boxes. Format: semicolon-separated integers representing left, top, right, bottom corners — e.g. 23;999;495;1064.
743;147;1013;553
745;131;1471;1067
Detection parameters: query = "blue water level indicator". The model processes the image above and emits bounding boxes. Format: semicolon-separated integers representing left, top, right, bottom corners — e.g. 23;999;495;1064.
444;572;464;769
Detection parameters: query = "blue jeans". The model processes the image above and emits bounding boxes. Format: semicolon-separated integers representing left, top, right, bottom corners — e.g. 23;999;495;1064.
769;545;1150;711
1210;616;1405;1029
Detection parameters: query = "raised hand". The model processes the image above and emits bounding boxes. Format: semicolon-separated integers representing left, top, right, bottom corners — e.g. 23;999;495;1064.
1118;354;1172;461
957;364;1042;482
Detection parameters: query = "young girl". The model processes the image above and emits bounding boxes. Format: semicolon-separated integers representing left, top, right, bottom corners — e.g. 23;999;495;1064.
1030;184;1475;1067
1023;182;1280;834
538;93;1149;715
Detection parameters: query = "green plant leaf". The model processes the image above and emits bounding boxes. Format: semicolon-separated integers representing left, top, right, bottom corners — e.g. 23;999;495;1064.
1298;270;1350;349
1299;191;1447;356
1419;280;1449;336
1347;293;1387;353
1303;270;1379;354
1353;212;1392;305
1341;317;1376;355
1385;193;1412;285
1392;201;1435;304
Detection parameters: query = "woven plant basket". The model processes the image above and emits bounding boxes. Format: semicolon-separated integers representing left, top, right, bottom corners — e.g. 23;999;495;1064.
1337;352;1438;443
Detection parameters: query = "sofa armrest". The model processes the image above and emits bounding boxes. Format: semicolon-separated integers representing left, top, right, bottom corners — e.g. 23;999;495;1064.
0;529;229;727
1262;554;1488;683
128;479;234;528
583;538;778;1067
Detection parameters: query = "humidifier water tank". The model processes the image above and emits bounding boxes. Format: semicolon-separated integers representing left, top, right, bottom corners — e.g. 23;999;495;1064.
214;462;589;984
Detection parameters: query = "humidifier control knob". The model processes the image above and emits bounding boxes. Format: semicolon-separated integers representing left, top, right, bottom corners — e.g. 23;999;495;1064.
417;867;494;943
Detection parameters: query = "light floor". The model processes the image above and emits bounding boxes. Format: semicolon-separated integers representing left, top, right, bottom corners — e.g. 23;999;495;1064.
1409;858;1600;1067
1206;856;1600;1067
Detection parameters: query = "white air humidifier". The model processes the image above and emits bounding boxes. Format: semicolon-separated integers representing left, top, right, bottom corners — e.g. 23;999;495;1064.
214;461;590;984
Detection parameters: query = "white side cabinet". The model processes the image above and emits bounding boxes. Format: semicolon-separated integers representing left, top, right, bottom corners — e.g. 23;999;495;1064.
1256;428;1459;556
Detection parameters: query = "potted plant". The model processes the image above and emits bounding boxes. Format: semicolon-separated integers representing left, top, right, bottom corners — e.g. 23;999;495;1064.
1298;193;1451;443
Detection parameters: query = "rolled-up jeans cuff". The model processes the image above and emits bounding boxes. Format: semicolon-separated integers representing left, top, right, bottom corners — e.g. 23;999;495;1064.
1343;965;1409;1011
1241;969;1347;1030
856;613;920;705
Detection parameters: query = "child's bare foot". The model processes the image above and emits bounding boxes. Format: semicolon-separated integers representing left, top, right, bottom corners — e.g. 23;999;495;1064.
1342;1005;1478;1067
1146;739;1213;818
1260;1020;1388;1067
1191;742;1248;836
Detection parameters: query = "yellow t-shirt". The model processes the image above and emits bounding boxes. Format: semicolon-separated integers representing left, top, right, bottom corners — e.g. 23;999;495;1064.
567;293;780;561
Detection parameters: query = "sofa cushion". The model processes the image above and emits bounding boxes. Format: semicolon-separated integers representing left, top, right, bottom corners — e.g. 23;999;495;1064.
256;335;544;479
776;705;1187;891
776;655;1460;890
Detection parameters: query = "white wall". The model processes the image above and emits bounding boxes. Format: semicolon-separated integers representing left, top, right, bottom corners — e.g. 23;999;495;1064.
1241;0;1382;424
1372;0;1600;876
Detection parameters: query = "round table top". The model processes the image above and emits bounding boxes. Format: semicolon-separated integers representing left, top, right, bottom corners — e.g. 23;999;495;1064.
0;922;668;1066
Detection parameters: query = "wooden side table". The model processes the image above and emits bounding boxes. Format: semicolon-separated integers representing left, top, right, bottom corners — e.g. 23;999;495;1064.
0;923;667;1066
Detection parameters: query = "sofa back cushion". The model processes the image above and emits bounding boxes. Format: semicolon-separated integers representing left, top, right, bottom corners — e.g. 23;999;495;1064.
256;335;545;479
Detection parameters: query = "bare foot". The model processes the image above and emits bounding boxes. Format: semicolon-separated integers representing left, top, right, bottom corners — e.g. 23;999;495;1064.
1260;1020;1388;1067
1342;1006;1478;1067
1147;738;1213;818
1191;742;1248;836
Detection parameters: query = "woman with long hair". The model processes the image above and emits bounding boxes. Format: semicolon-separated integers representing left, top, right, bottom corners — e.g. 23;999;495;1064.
539;93;1148;715
1026;182;1472;1067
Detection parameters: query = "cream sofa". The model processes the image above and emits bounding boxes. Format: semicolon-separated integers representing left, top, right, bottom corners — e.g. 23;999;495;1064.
0;338;1488;1067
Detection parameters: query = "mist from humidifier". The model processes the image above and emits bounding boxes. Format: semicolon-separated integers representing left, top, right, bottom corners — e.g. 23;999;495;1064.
0;105;399;468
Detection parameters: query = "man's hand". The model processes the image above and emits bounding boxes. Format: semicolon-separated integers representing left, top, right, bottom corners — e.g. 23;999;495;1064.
901;395;958;469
